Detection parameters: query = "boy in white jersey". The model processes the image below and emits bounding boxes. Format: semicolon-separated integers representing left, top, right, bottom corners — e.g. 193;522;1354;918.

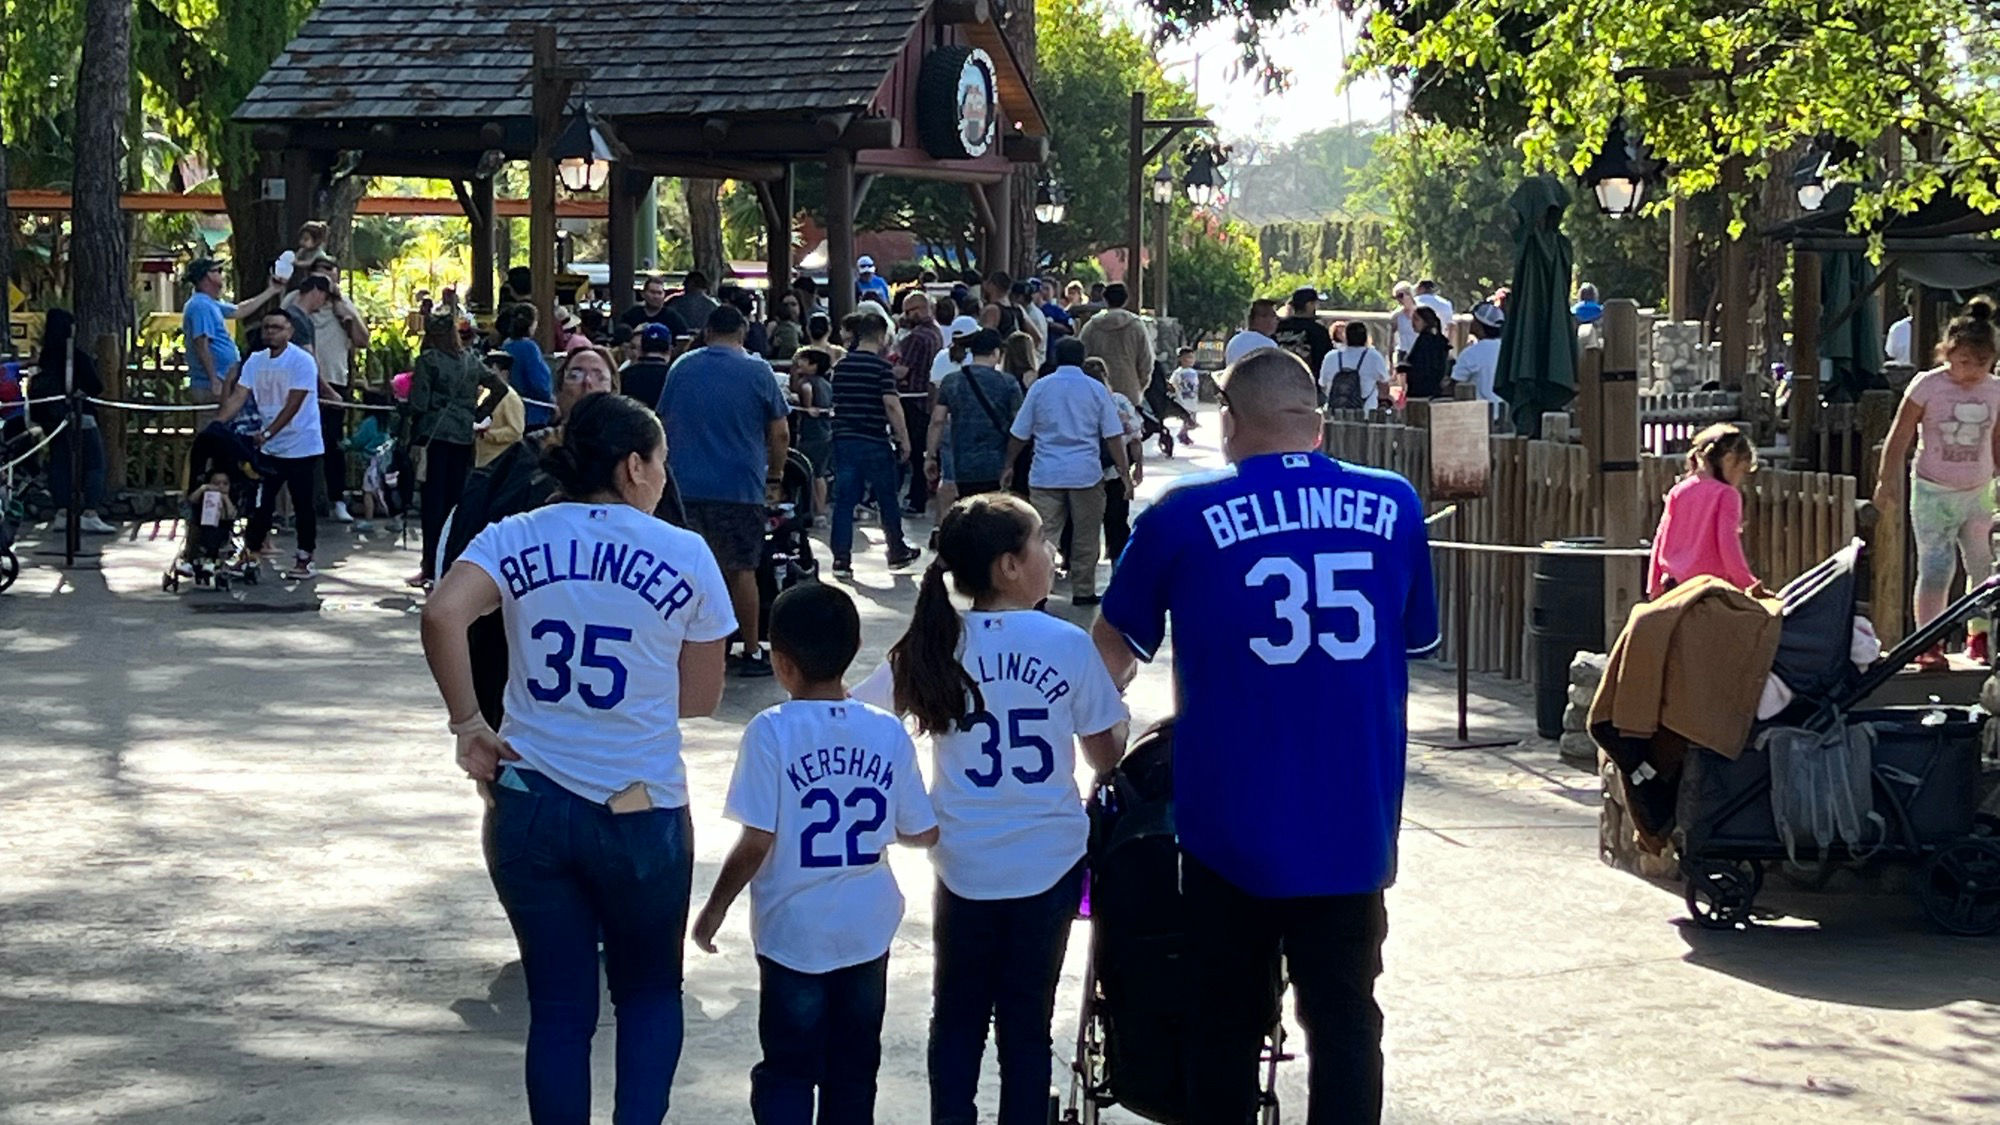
694;582;937;1125
861;493;1128;1125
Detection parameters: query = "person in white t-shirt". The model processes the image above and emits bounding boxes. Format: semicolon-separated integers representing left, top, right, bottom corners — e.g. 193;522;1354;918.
1390;281;1419;359
1887;314;1914;367
858;493;1128;1125
1319;320;1396;412
1223;298;1282;366
420;391;737;1124
1453;300;1507;418
241;308;326;579
1415;278;1455;326
693;583;938;1124
1174;346;1202;403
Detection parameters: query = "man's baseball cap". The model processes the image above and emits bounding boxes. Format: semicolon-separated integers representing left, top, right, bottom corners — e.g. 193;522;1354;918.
1472;300;1506;330
856;255;876;272
182;257;225;286
1291;286;1322;307
948;315;982;341
639;322;675;346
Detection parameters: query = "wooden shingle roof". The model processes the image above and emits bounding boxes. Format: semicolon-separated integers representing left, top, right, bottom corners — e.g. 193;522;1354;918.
236;0;932;124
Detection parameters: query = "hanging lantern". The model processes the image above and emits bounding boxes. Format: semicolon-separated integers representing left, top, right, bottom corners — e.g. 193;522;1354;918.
1035;178;1068;224
1580;117;1658;219
1151;166;1176;206
552;102;614;194
1183;143;1227;209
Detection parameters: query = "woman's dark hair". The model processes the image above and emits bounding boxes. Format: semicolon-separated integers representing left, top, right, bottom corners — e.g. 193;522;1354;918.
843;310;889;347
1413;306;1443;335
37;307;75;371
1942;295;2000;361
1686;422;1755;480
424;313;461;354
807;312;832;341
1344;321;1369;347
502;303;537;339
769;582;862;683
541;391;663;500
776;292;801;321
935;295;958;323
1002;332;1036;379
890;493;1040;735
793;346;832;377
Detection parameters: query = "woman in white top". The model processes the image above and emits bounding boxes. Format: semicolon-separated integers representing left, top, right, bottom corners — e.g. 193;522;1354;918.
874;493;1129;1125
1319;320;1396;412
421;391;737;1124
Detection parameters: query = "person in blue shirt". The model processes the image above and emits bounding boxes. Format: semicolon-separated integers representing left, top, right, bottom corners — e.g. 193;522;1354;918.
856;256;892;308
501;305;556;428
1093;348;1440;1124
1571;281;1604;326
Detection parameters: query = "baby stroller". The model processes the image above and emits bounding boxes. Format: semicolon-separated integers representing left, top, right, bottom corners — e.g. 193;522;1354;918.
1062;721;1290;1124
164;424;263;593
0;427;31;593
756;447;821;640
1638;540;2000;933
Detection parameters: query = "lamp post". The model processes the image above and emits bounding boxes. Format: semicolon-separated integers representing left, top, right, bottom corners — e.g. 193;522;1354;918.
1151;167;1174;317
1127;92;1214;312
1034;178;1068;225
1580;116;1658;219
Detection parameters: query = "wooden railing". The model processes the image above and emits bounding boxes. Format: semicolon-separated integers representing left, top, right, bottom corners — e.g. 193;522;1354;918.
1325;417;1861;679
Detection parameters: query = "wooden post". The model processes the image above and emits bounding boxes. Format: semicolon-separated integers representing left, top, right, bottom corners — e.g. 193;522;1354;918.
529;25;561;354
1602;300;1645;642
607;167;641;317
466;176;496;314
827;148;857;321
765;164;794;311
1718;160;1749;391
1577;338;1604;512
1127;91;1145;296
1667;194;1690;322
1914;291;1940;373
987;176;1014;279
1791;247;1821;469
1860;387;1906;645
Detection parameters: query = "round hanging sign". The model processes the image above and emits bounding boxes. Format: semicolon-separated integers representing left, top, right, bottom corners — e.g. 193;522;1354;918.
917;46;998;160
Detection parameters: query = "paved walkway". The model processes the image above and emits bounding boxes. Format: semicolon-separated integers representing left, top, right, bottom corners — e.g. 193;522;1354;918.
5;433;2000;1123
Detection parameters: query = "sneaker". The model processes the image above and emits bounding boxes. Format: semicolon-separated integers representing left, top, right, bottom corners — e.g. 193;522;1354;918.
80;512;118;534
735;649;775;678
352;519;376;534
887;546;923;569
832;559;854;579
285;554;317;580
332;501;354;524
48;511;67;530
1971;632;1991;667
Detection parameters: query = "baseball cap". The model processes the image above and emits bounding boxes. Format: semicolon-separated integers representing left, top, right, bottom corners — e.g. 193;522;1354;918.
948;315;982;341
638;322;675;346
1472;300;1506;330
182;257;225;286
1291;286;1322;307
851;300;895;334
857;255;876;272
964;328;1005;354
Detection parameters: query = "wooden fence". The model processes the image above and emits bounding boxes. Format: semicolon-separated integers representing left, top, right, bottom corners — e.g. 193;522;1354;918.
123;361;201;492
1324;418;1860;680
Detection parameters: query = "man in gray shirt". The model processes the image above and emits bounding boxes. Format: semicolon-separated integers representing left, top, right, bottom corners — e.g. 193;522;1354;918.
927;328;1022;497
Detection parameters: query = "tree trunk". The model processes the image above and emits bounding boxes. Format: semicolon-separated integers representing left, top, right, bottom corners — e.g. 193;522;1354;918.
1001;1;1039;276
73;0;133;488
686;178;726;285
324;173;373;264
1;133;12;356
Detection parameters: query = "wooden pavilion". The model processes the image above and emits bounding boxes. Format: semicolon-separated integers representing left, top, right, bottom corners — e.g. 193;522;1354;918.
234;0;1048;342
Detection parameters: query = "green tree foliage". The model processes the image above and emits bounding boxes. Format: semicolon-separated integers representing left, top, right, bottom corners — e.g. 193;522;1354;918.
1228;124;1382;224
1168;213;1259;343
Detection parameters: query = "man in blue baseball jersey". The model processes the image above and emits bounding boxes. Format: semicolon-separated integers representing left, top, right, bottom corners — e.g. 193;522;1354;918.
1094;348;1440;1123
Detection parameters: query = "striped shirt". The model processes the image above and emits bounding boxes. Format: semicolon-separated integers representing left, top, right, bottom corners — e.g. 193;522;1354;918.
831;350;898;446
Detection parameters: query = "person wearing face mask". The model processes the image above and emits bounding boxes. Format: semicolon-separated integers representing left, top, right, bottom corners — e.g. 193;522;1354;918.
421;390;737;1125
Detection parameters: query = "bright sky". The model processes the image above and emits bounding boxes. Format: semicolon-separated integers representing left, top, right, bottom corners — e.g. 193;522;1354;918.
1109;2;1396;151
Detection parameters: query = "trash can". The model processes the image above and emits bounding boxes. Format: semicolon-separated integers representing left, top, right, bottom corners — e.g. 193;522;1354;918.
1531;538;1608;738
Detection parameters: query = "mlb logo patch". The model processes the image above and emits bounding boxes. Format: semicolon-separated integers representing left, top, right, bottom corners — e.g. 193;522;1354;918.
1282;454;1310;469
982;617;1004;630
588;508;609;520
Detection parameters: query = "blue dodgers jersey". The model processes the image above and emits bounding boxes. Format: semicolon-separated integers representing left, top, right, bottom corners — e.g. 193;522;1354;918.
1101;452;1441;898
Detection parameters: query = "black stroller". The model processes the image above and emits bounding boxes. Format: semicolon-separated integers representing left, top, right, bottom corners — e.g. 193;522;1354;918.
1632;541;2000;933
756;447;820;640
164;423;263;593
1062;722;1290;1124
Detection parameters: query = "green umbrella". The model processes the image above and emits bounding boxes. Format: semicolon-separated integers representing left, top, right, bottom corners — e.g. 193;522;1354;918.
1819;250;1882;400
1493;175;1580;436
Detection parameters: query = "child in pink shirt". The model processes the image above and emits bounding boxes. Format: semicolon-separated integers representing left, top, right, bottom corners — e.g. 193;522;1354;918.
1876;296;2000;668
1648;424;1758;598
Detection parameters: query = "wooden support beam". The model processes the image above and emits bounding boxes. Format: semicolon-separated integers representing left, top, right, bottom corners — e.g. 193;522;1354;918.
1001;134;1049;164
607;167;643;316
466;176;496;313
700;117;732;149
935;0;991;23
827;148;857;320
814;113;855;144
1791;248;1822;469
1128;91;1145;300
839;116;900;152
530;25;564;353
763;164;794;309
1602;299;1645;638
1667;194;1690;321
853;174;878;219
986;176;1014;276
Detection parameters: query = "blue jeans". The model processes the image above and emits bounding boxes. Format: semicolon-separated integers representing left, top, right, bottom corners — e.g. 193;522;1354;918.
485;767;694;1125
830;437;908;563
929;862;1084;1125
751;954;889;1125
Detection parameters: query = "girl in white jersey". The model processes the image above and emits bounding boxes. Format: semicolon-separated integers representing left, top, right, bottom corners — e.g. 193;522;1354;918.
420;392;736;1124
879;494;1129;1125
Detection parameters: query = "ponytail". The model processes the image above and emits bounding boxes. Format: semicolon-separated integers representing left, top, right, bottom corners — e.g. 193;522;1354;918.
1942;295;2000;363
888;493;1041;735
1685;422;1753;481
541;392;662;500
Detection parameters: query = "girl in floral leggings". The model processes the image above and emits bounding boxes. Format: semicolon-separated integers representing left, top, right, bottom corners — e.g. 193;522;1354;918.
1876;296;2000;669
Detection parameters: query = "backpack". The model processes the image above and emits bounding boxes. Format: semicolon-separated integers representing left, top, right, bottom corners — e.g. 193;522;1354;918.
1324;349;1366;410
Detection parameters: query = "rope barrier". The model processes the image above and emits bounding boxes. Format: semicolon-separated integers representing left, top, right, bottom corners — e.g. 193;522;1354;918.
75;394;560;415
1428;539;1651;559
1;419;68;473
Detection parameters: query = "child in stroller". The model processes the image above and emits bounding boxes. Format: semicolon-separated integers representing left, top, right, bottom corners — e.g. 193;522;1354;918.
755;447;820;640
165;424;263;592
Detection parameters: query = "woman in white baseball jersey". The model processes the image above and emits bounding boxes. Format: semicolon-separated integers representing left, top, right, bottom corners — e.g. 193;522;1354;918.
421;392;737;1123
873;493;1129;1125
